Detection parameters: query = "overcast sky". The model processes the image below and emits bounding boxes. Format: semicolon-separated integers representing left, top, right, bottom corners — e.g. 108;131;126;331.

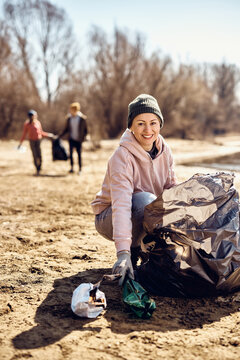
52;0;240;66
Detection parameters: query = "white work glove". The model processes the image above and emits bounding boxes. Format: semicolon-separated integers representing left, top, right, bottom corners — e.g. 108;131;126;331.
48;133;54;139
112;250;134;286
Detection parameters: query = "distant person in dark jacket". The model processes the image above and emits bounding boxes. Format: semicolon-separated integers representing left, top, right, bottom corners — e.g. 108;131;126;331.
59;102;88;175
18;109;54;175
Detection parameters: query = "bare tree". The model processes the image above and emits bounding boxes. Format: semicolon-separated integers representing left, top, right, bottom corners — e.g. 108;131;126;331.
0;21;11;69
4;0;78;105
87;26;145;138
174;65;216;139
213;63;239;104
0;20;26;137
0;66;37;138
211;62;240;133
3;0;40;99
141;51;172;95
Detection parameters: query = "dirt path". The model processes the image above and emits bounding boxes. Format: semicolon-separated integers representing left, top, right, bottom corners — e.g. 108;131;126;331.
0;137;240;360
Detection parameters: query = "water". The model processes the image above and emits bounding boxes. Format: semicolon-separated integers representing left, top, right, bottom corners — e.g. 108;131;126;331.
189;162;240;172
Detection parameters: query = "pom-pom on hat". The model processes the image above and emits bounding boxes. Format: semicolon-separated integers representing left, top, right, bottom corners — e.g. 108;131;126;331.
127;94;164;128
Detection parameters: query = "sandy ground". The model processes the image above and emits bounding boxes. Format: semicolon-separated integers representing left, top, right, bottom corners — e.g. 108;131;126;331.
0;136;240;360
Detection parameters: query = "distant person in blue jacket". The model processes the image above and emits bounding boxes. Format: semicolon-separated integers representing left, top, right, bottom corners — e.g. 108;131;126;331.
58;102;88;175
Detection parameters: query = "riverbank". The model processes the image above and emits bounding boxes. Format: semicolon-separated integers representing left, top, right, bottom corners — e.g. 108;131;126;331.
0;136;240;360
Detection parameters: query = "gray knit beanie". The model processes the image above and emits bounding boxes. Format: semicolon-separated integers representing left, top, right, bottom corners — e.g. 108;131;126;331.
127;94;164;128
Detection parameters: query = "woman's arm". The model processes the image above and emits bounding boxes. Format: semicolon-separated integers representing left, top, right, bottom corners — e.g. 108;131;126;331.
108;149;134;252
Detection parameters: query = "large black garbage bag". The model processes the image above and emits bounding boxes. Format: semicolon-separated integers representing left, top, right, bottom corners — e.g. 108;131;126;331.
136;172;240;298
52;138;68;161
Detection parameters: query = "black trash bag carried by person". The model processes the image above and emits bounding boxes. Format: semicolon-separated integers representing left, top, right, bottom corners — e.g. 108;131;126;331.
52;138;68;161
136;172;240;298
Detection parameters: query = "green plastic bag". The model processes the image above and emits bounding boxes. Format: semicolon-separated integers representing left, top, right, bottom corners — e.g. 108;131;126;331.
122;278;156;319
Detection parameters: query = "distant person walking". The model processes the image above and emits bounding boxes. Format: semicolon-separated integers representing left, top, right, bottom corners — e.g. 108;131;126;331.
18;109;54;175
58;102;88;175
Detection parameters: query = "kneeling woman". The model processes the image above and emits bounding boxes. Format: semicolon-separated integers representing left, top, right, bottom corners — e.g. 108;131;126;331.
91;94;177;285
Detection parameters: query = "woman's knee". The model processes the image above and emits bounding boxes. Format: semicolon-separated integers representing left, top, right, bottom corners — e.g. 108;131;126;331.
132;192;156;212
95;209;113;241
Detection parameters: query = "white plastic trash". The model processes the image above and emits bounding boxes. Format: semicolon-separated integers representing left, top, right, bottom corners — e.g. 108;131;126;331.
15;146;27;153
71;282;107;318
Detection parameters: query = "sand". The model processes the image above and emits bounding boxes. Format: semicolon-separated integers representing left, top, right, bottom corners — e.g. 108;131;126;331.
0;136;240;360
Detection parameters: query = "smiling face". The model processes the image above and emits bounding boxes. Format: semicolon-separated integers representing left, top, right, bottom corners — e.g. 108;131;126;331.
130;113;161;151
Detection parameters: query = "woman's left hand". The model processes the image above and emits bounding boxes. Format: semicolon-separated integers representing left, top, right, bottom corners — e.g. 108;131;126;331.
112;250;134;286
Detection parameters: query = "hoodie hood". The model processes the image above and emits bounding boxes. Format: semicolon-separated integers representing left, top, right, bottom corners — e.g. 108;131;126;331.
66;111;86;119
119;129;165;161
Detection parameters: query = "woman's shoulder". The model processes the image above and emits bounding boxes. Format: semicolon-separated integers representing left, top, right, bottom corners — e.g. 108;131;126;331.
112;144;133;159
33;119;42;127
108;145;133;168
23;119;31;127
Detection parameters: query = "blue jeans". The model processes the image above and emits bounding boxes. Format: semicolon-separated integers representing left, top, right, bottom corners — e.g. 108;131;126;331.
95;192;157;248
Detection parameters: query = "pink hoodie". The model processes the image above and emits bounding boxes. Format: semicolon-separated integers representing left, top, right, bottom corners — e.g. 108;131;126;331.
91;129;177;252
20;119;49;142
